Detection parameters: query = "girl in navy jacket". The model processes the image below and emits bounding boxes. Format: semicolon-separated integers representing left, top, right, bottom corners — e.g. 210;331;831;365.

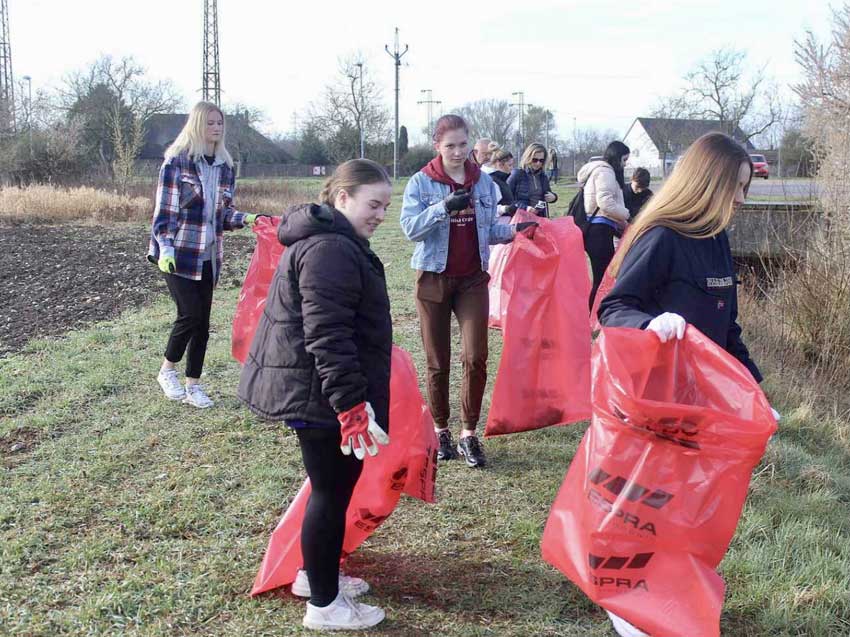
597;131;776;637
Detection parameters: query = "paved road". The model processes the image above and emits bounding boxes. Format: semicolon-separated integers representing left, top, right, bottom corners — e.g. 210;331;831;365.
746;178;818;199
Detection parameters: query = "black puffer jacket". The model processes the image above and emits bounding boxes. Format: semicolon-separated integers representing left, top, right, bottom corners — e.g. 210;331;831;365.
238;203;393;430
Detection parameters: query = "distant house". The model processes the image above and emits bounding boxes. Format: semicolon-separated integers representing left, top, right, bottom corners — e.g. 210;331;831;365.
623;117;755;176
139;113;293;165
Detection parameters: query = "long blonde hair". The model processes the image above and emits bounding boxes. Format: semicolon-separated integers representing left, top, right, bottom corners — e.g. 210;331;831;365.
609;132;753;276
519;143;547;170
164;101;234;167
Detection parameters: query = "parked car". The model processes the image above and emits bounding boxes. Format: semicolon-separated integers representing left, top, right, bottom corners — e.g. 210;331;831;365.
750;154;769;179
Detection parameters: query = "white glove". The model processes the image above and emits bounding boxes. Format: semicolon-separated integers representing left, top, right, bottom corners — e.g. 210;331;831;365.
340;402;390;460
646;312;686;343
770;406;781;423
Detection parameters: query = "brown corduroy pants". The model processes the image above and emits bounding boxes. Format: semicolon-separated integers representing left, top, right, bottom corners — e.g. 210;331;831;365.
414;269;490;430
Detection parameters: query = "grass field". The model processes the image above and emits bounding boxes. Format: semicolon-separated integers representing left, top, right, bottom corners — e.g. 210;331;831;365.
1;179;849;636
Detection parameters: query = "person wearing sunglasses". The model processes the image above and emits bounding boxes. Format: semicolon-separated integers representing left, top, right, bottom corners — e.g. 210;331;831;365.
507;143;558;217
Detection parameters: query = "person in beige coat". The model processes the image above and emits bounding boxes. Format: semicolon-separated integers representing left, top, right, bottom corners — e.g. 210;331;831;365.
577;141;631;309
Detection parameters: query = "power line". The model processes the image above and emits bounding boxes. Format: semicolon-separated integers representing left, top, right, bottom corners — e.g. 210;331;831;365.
384;27;408;181
202;0;221;106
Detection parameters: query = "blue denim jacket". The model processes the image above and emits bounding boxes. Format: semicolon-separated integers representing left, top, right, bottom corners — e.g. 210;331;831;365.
400;171;514;273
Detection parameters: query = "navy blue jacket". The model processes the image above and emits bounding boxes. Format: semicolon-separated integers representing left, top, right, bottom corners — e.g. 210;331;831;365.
598;226;762;382
507;167;556;215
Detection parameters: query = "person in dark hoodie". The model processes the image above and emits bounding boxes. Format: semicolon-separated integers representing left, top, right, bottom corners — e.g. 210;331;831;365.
238;159;393;632
598;133;780;637
624;167;653;221
400;114;536;469
489;147;518;217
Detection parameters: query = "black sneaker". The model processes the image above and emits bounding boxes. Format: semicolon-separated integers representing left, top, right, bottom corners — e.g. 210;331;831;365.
436;429;457;461
457;435;486;468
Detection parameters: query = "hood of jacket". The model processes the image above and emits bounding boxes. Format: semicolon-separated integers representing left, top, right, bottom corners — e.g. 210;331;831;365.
577;160;612;187
277;202;367;249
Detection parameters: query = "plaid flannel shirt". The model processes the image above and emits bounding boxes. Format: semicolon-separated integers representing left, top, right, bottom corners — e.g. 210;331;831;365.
147;152;247;283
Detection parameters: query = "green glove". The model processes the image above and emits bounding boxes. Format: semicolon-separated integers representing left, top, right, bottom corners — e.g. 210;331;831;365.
244;214;259;226
158;255;176;274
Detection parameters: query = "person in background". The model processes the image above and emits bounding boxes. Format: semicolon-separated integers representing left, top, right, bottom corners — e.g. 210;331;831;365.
488;147;517;217
597;131;781;637
548;148;560;183
147;101;261;409
400;115;537;469
471;138;494;170
577;140;631;309
624;167;653;221
508;143;558;217
238;159;394;632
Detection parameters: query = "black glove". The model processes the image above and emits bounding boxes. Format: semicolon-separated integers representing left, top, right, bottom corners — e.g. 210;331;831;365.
444;188;471;213
504;204;518;216
515;221;539;239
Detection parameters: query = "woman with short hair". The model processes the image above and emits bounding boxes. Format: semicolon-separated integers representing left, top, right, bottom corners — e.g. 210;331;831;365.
489;147;517;216
507;142;558;216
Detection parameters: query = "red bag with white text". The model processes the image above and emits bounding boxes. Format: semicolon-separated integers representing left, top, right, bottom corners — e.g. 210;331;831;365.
485;210;592;436
541;327;777;637
250;346;438;596
232;216;284;365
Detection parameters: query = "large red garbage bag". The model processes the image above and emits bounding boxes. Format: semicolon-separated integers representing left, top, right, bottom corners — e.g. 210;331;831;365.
251;345;438;596
485;211;592;436
541;327;777;637
232;216;284;365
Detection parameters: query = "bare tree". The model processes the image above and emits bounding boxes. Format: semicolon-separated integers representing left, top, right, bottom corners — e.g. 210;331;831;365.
523;105;556;148
110;105;144;195
309;54;390;162
454;99;515;146
682;48;781;142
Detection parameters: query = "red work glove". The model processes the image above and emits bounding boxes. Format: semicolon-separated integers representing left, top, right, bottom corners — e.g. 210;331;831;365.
337;401;390;460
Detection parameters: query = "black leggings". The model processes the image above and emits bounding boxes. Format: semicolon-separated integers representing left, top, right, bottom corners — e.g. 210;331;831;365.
164;261;214;378
297;427;363;607
585;223;617;311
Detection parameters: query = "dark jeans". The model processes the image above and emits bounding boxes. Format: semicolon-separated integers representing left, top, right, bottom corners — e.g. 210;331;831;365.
163;260;214;378
297;427;363;607
415;269;490;430
585;223;617;311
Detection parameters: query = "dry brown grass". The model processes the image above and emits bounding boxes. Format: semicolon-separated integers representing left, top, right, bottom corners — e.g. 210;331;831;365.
0;178;310;225
0;184;152;223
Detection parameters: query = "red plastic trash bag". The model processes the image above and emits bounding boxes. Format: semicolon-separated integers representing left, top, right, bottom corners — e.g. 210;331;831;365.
541;327;777;637
232;215;284;365
251;345;438;596
485;211;592;436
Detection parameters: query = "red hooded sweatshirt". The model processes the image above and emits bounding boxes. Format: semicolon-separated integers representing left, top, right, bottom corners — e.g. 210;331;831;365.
422;156;481;277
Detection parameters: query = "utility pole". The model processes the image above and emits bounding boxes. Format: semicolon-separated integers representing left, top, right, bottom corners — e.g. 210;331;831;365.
385;28;408;180
356;62;365;158
572;116;577;177
22;73;31;157
512;91;525;152
0;0;15;135
417;89;442;136
202;0;221;106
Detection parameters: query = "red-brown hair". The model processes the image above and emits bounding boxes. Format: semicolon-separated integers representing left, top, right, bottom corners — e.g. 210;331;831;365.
432;114;469;142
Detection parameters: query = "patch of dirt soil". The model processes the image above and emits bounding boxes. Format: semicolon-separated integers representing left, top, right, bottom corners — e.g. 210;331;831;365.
0;222;256;356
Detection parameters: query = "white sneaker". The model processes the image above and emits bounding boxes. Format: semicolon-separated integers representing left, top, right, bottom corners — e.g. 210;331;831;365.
303;591;385;631
291;569;370;598
157;369;185;401
183;384;214;409
607;610;650;637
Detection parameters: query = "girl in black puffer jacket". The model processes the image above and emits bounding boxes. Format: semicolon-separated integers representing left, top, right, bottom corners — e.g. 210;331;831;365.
239;159;393;632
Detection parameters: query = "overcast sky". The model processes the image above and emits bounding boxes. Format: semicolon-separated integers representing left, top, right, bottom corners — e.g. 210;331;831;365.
13;0;833;144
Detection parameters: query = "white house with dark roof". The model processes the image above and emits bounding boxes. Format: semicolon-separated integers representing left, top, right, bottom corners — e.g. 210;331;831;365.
623;117;755;177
